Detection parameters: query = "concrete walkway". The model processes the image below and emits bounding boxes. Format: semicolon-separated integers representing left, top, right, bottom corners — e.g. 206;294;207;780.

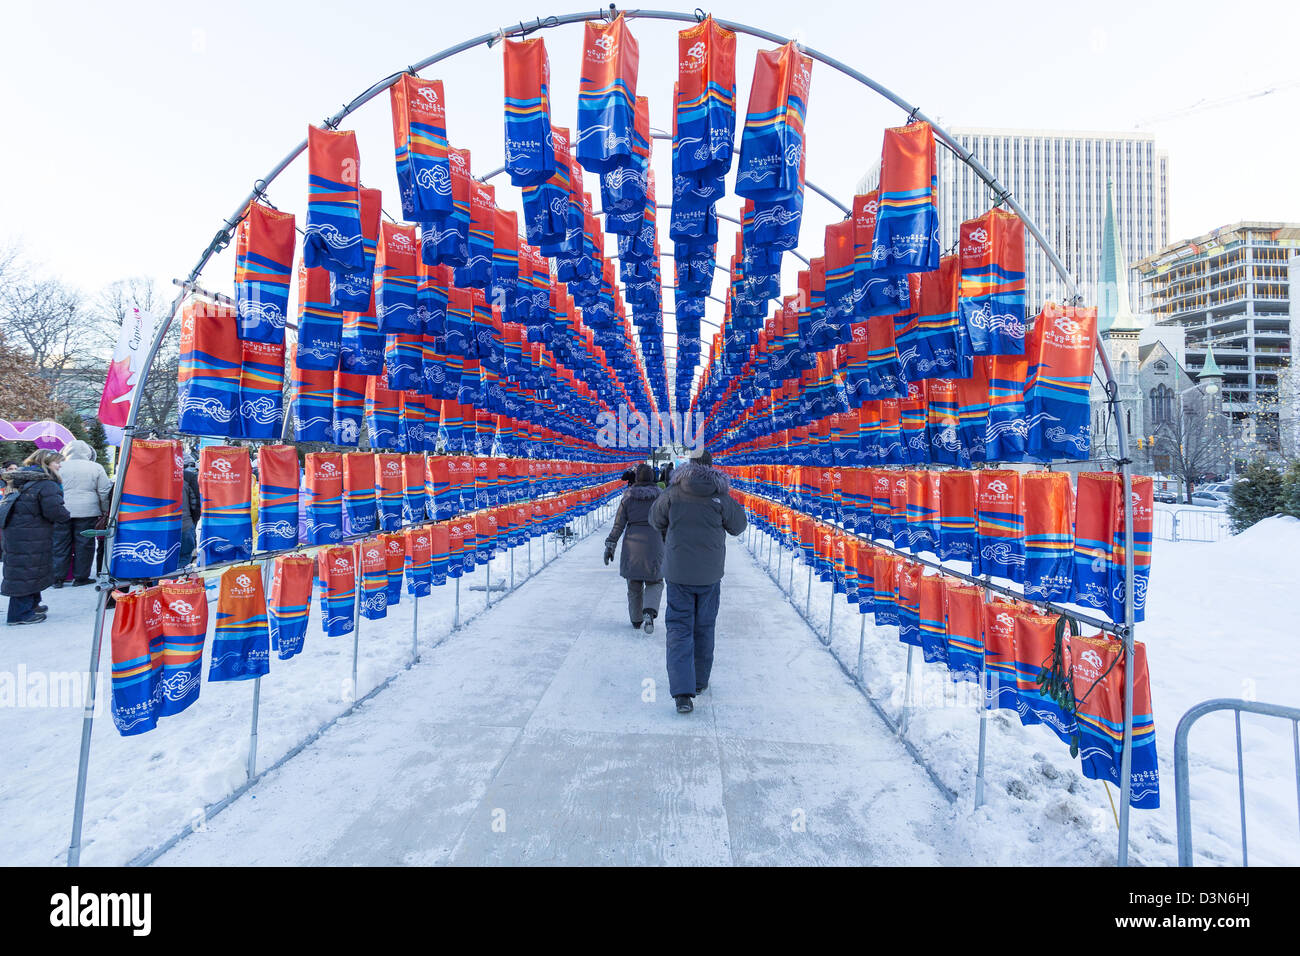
157;529;962;866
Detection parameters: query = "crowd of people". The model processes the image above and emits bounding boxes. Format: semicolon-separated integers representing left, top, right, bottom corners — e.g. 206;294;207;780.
604;449;747;714
1;441;114;626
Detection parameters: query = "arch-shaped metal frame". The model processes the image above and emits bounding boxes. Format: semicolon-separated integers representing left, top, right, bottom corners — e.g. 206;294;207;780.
69;6;1139;867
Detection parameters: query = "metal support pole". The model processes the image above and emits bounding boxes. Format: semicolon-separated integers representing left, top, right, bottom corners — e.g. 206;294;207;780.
856;615;867;681
350;548;361;702
901;646;915;735
826;586;835;645
485;555;492;609
412;588;420;661
247;678;262;782
510;547;515;591
454;575;461;629
67;587;111;867
974;584;994;809
805;565;813;618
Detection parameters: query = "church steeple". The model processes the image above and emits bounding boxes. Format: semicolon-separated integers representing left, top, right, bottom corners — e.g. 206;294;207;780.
1098;178;1141;333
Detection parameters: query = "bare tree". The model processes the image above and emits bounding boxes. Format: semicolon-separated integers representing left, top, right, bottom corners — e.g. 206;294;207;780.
1153;395;1233;502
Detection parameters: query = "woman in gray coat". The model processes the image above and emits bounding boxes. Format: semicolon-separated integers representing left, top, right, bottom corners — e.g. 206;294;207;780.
603;463;665;632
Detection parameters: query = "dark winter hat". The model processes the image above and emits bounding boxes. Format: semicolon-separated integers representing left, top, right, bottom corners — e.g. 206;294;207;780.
634;463;655;484
690;448;712;467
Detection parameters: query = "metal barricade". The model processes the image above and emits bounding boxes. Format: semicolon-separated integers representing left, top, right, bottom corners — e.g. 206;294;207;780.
1154;508;1229;543
1174;698;1300;866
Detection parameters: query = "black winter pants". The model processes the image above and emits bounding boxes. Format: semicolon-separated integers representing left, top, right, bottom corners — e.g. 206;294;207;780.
665;581;721;698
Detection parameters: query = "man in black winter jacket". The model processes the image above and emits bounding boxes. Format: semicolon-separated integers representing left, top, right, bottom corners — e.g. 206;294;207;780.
649;448;747;713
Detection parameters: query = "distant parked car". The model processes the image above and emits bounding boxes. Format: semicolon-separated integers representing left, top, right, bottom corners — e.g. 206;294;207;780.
1153;488;1178;504
1201;482;1235;496
1191;491;1230;508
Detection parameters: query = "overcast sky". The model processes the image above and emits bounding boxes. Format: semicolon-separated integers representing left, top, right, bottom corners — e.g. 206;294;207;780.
3;0;1298;332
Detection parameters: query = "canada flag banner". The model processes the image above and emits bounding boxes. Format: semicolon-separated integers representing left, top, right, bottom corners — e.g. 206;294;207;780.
98;303;157;442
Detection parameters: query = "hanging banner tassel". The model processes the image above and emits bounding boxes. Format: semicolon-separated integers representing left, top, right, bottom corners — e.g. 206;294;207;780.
918;572;948;665
405;526;435;595
178;300;241;438
342;452;378;536
1072;634;1160;808
942;580;984;684
735;41;811;203
198;445;253;565
304;452;344;545
575;13;639;174
109;587;164;736
676;15;737;184
1012;609;1079;741
1110;474;1153;625
375;453;405;531
209;565;271;682
330;187;383;313
316;545;356;637
365;375;406;451
390;75;452;223
110;440;183;580
157;579;207;717
332;370;367;446
295;263;344;371
234;200;296;343
871;121;940;276
976;469;1025;582
257;445;300;551
1023;471;1075;601
382;532;406;606
238;338;285;440
269;554;314;661
303;124;364;275
431;522;451;587
982;598;1024;712
1025;303;1098;461
503;37;556;187
402;453;427;525
359;539;389;620
959;208;1027;356
937;469;976;563
421;145;471;266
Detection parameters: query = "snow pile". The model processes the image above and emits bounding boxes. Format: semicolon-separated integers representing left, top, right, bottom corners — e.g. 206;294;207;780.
779;514;1300;867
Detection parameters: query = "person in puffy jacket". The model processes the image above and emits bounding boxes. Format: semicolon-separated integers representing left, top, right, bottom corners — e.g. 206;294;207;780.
649;448;747;713
604;463;665;632
1;450;71;625
53;439;112;587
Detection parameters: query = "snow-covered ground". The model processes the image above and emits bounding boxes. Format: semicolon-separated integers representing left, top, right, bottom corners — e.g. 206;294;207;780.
1;510;1296;866
0;520;602;868
770;514;1300;866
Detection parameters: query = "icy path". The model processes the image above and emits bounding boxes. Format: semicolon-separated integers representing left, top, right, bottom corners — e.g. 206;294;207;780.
156;531;969;866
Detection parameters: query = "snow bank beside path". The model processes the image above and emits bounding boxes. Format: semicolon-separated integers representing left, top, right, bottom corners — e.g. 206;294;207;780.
748;514;1300;867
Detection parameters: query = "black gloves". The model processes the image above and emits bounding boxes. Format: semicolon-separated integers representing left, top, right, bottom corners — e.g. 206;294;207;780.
603;543;615;565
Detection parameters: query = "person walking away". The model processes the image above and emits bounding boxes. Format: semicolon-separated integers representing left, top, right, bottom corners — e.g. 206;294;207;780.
1;450;71;625
604;463;665;632
54;440;112;586
180;451;201;566
649;448;746;713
